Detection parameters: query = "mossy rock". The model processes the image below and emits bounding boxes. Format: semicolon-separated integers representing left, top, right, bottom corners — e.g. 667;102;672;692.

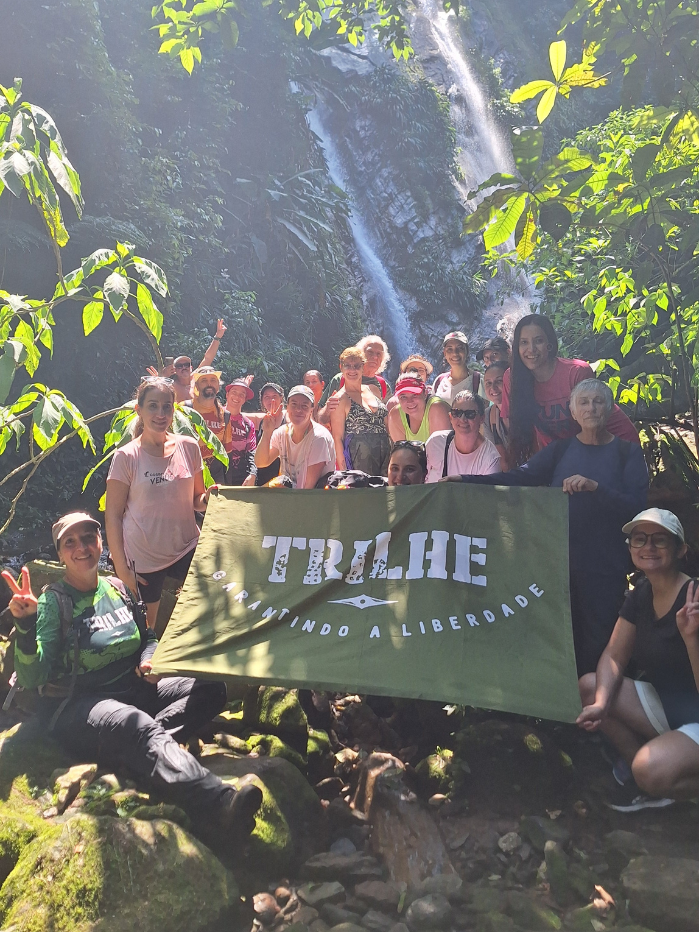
204;752;327;871
414;749;453;796
246;733;307;772
0;814;238;932
243;686;309;750
0;720;73;818
0;814;39;886
307;728;331;758
307;728;334;783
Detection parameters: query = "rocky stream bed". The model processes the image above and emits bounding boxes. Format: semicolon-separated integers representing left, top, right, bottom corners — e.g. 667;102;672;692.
0;680;696;932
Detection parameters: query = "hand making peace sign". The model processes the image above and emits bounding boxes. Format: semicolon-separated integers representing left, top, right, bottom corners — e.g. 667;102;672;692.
261;400;284;433
1;567;38;619
677;580;699;642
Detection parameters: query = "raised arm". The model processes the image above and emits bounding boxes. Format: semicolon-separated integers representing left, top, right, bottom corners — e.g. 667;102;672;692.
198;319;226;368
676;580;699;692
255;405;284;468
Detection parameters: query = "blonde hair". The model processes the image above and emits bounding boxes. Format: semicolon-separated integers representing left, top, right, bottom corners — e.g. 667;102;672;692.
339;346;367;366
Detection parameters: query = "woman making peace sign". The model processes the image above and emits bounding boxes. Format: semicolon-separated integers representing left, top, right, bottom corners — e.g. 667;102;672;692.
578;509;699;811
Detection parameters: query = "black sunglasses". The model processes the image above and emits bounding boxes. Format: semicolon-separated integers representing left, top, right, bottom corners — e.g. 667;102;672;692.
175;362;192;370
450;409;479;420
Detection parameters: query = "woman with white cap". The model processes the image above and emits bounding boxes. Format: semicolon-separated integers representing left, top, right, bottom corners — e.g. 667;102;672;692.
578;508;699;811
432;331;482;405
255;385;335;489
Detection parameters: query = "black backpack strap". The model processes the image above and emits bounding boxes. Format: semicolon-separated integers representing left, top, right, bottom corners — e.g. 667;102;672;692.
42;581;79;732
106;576;148;637
442;431;456;478
473;371;480;395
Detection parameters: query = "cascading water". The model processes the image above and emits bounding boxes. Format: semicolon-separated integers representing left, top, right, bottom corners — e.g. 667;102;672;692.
305;103;413;363
413;0;535;342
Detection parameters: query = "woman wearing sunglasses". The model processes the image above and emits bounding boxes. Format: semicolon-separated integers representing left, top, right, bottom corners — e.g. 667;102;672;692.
578;509;699;812
443;379;648;676
425;391;500;482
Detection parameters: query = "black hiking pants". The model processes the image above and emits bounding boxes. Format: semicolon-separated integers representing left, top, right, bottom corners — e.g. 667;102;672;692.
50;676;231;819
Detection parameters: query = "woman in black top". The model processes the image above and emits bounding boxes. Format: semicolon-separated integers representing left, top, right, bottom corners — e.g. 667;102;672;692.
578;508;699;809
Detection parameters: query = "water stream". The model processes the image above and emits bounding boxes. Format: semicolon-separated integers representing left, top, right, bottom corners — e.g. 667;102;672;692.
306;103;413;363
413;0;535;341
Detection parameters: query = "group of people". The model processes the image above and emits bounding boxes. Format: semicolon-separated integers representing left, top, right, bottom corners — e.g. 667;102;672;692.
2;312;699;841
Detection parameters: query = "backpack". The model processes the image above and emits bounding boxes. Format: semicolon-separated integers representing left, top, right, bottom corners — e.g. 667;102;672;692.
5;577;147;729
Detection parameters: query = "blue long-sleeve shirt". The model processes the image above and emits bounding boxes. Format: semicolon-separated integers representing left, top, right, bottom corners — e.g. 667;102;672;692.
460;436;648;576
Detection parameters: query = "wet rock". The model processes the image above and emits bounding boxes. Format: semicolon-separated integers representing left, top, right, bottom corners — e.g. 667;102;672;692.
413;874;463;901
205;753;326;870
318;778;346;801
405;894;452;931
303;852;384;882
310;919;330;932
469;887;508;914
355;880;401;911
296;906;322;925
327;923;367;932
474;913;515;932
389;923;410;932
275;886;292;905
362;909;396;932
520;815;570;852
505;890;561;929
0;814;237;931
321;904;364;926
497;832;521;855
544;841;574;907
622;855;699;932
564;902;611;930
331;837;358;856
299;882;347;908
604;829;648;876
254;892;281;924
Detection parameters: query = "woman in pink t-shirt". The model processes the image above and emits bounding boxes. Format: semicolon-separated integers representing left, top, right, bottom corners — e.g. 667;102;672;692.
502;314;639;464
106;378;213;629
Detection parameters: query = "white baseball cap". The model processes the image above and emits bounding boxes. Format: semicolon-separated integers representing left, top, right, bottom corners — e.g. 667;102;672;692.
622;508;685;542
287;385;315;405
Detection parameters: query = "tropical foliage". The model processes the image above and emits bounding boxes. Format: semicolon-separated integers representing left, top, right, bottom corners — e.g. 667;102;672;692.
464;1;699;447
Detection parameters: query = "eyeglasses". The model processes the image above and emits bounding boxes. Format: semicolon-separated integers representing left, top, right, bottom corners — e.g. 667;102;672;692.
140;376;174;386
628;532;675;549
450;409;479;420
174;362;191;370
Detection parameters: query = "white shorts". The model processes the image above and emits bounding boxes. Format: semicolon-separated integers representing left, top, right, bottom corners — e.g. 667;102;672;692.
634;680;699;747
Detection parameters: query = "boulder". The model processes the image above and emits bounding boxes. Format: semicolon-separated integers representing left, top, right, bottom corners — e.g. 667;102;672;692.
0;814;39;885
243;686;309;749
622;856;699;932
204;752;326;870
303;852;384;882
0;720;73;818
404;894;452;931
298;882;347;908
51;763;97;814
322;904;364;926
361;910;395;932
505;891;561;930
520;815;570;852
412;874;463;901
354;880;401;911
603;829;648;877
0;814;237;931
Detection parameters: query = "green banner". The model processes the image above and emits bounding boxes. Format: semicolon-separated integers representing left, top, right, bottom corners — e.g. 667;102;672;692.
153;484;581;722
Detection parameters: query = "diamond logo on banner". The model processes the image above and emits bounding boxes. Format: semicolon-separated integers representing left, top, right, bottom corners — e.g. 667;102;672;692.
327;594;398;610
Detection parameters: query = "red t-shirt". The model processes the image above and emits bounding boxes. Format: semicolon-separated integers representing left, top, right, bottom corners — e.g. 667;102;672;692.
501;358;639;450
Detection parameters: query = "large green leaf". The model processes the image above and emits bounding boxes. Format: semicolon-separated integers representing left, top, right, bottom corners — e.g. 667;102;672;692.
81;248;117;277
82;300;104;336
510;80;554;104
103;271;130;314
549;40;567;82
32;391;63;450
132;257;168;296
484;193;527;250
0;339;25;404
537;86;558;123
136;282;163;341
511;127;544;182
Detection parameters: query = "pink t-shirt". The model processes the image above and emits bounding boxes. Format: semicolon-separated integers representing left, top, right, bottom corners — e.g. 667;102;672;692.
107;435;203;572
501;358;639;450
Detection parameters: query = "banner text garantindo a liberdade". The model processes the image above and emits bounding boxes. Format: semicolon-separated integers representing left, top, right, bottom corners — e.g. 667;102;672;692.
153;483;581;722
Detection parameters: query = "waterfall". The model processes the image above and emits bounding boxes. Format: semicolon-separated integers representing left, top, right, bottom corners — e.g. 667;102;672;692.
305;103;413;363
413;0;535;341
